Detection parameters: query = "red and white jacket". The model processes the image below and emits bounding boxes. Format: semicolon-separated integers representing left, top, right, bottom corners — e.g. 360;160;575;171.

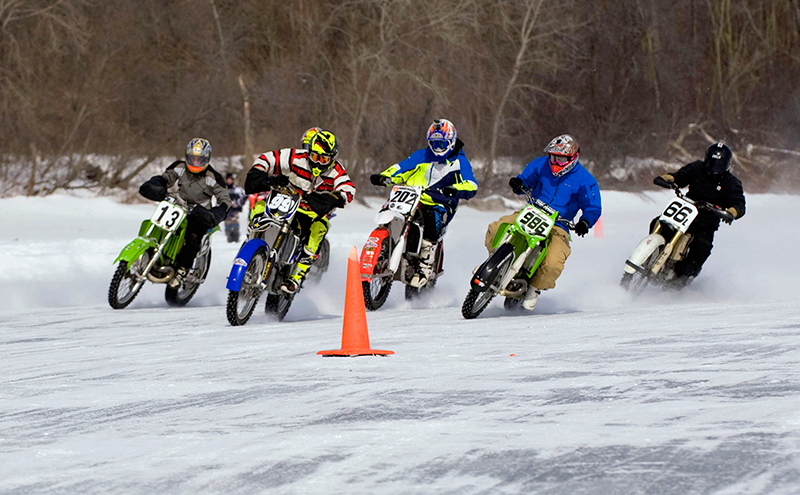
246;148;356;213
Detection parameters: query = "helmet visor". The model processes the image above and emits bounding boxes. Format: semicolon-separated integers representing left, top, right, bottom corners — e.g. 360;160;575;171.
429;139;451;154
186;155;209;173
309;152;333;166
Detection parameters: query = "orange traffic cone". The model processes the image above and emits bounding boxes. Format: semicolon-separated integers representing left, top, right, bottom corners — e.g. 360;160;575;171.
318;247;394;357
593;217;603;238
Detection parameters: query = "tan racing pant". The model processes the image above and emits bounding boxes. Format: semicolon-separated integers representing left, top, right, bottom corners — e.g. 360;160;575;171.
484;210;571;290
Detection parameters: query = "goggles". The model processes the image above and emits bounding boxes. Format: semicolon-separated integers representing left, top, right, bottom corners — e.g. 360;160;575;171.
186;155;209;172
429;139;451;154
309;152;333;166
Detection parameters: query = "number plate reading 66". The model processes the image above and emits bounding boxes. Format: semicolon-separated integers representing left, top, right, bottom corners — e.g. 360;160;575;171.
516;207;554;238
150;201;186;232
659;198;698;233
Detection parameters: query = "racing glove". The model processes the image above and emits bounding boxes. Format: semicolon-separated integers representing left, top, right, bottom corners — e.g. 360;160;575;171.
509;177;525;195
574;218;590;237
139;175;168;201
370;174;392;187
305;192;345;217
720;207;738;225
653;175;675;189
189;205;217;230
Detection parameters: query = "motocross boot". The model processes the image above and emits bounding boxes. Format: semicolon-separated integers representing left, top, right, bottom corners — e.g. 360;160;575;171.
522;287;541;310
410;240;435;288
169;267;187;289
280;248;318;294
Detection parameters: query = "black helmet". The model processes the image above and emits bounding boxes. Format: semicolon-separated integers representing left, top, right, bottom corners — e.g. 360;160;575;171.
704;142;732;176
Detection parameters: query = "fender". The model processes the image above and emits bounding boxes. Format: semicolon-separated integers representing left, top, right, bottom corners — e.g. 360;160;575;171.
226;238;268;291
114;236;159;264
623;233;665;274
373;209;403;225
471;243;515;292
360;228;390;281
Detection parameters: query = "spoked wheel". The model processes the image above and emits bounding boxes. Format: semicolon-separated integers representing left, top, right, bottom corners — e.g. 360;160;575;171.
165;247;212;307
226;249;266;326
265;293;293;321
363;241;392;310
621;248;661;294
462;289;496;319
306;238;330;285
108;252;151;309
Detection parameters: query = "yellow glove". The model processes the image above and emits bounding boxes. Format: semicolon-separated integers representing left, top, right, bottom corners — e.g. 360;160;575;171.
660;174;674;183
725;207;738;219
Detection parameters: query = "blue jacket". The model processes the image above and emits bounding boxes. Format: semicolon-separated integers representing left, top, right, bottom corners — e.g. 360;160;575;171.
380;139;478;215
516;156;602;232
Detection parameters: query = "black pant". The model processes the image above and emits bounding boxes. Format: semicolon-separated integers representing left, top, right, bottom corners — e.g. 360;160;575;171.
673;224;715;278
175;213;212;269
419;204;450;242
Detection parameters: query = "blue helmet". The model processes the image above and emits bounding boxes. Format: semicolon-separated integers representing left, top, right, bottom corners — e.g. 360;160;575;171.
427;119;457;157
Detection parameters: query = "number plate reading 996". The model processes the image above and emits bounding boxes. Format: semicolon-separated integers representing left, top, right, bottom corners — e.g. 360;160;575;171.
150;201;186;232
516;207;554;238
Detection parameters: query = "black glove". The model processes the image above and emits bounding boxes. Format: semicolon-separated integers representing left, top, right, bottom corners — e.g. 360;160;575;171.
269;174;290;188
139;175;167;201
305;192;345;217
442;186;458;198
653;176;674;189
211;205;228;225
370;174;391;187
189;205;217;230
574;218;590;237
509;177;525;194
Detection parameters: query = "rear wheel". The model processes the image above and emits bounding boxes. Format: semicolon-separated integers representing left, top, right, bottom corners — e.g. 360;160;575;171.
165;247;212;307
108;252;150;309
226;249;266;326
265;293;293;321
363;240;392;310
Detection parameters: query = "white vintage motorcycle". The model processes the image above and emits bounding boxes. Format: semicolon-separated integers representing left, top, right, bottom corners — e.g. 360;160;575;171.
621;180;734;292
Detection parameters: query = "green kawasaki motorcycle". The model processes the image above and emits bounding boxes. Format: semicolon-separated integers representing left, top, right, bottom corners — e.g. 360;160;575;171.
108;196;218;309
462;191;574;319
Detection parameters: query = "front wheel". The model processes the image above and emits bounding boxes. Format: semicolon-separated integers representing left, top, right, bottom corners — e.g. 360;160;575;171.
462;288;496;319
621;248;661;294
363;240;392;310
226;249;266;326
265;293;293;321
165;248;212;307
108;253;150;309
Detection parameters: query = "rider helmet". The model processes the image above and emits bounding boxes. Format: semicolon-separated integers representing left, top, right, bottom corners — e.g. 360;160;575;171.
301;127;321;150
426;119;457;157
543;134;580;177
307;130;339;177
704;142;732;176
185;138;212;173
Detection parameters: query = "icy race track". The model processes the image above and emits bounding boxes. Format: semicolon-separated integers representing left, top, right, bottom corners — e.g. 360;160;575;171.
1;191;799;494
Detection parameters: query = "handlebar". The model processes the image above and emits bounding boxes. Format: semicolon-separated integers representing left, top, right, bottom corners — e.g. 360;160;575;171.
655;178;734;222
520;189;575;229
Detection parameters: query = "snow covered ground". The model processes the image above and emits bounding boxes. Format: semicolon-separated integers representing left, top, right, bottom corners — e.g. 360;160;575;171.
1;191;799;494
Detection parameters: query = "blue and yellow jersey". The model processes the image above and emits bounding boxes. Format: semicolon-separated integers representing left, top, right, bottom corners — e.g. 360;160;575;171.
378;139;478;214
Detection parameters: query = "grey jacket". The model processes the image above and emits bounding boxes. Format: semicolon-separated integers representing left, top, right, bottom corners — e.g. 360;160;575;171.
162;161;232;211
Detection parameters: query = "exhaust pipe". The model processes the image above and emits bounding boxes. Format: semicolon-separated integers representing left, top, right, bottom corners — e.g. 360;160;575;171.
147;266;175;284
500;278;528;298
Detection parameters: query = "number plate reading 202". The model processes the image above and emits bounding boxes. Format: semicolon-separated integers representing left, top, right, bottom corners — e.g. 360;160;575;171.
150;201;186;232
516;207;554;238
387;187;420;214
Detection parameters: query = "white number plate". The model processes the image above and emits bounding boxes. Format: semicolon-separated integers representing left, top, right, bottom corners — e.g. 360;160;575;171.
150;201;186;232
268;193;297;215
386;186;420;214
659;197;698;233
516;206;555;238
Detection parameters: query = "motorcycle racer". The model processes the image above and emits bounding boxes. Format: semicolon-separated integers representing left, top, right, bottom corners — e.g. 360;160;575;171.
653;142;746;287
484;134;601;310
139;138;232;288
244;130;355;294
369;119;478;287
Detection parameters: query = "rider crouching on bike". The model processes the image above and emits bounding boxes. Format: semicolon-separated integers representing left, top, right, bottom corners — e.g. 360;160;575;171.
653;142;745;288
369;119;478;287
139;138;232;288
244;130;355;294
485;134;601;310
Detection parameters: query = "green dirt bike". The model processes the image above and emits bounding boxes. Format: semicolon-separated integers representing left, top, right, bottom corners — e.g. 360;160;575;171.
108;196;218;309
461;191;574;319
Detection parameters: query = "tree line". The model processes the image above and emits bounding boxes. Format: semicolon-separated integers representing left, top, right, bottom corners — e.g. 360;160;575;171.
2;0;799;195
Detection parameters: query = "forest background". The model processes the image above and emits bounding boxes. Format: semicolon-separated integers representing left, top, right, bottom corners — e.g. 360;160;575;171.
2;0;799;198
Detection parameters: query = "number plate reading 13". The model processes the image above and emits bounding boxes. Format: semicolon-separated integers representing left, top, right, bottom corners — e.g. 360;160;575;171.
516;207;554;238
387;187;419;214
150;201;186;232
